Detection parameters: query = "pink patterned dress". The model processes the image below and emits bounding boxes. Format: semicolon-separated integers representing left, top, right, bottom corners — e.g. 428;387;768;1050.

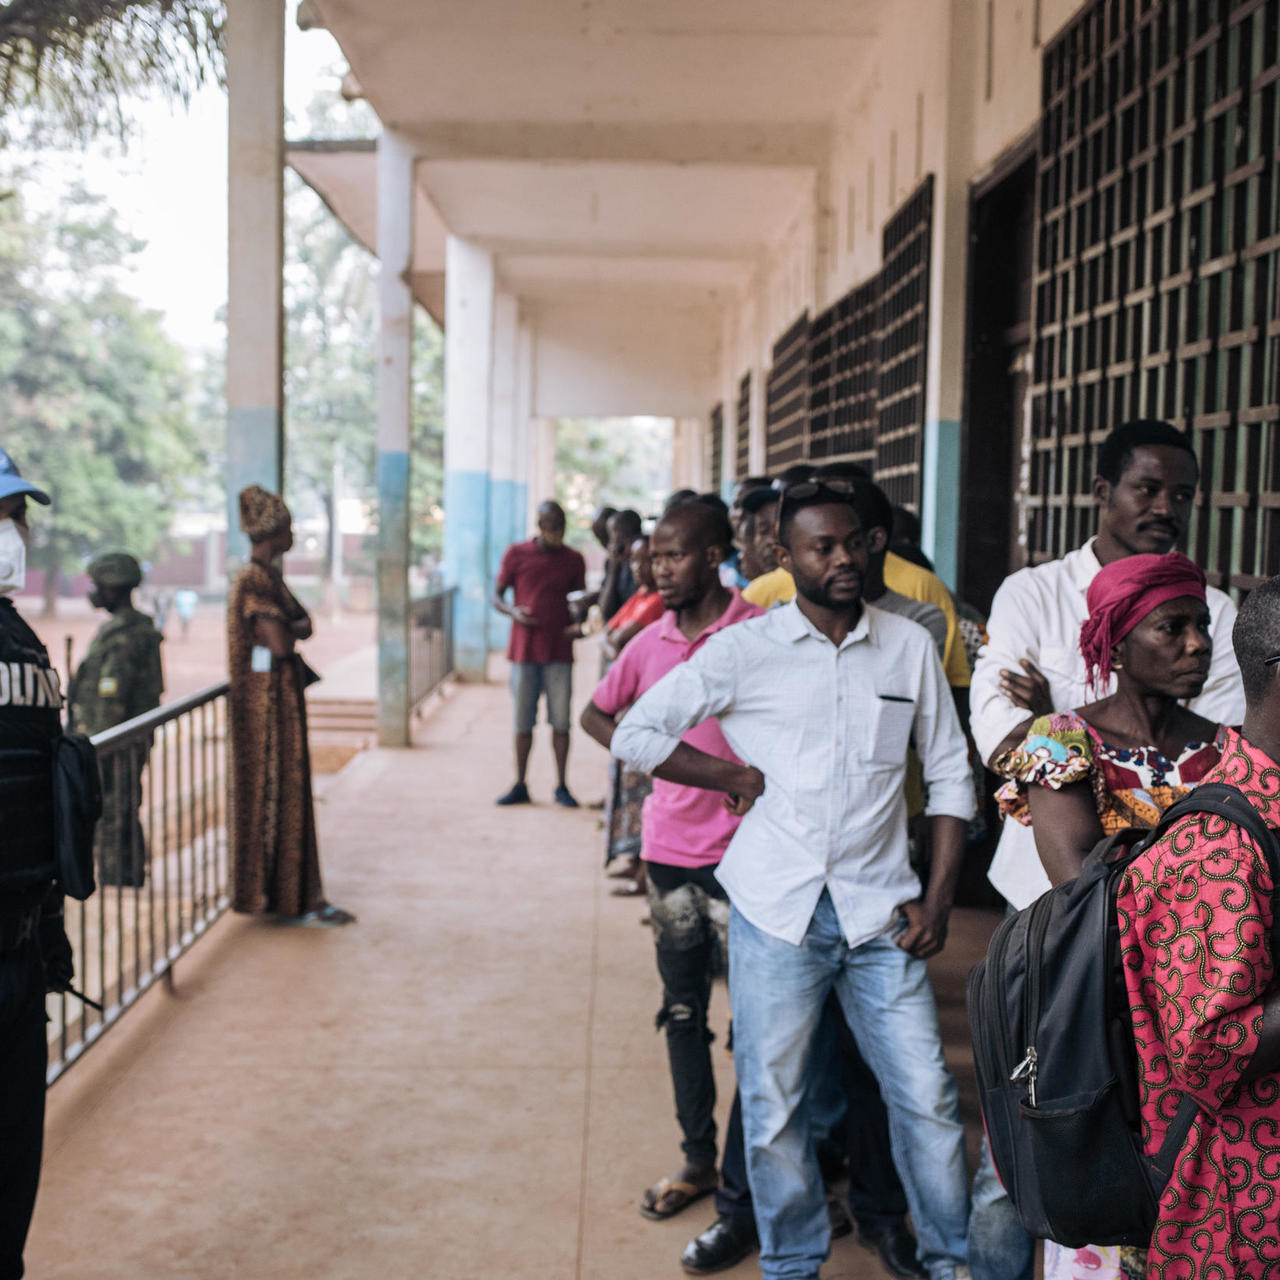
1118;728;1280;1278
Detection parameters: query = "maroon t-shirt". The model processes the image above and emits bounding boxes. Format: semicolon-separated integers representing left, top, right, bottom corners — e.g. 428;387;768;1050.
496;539;586;664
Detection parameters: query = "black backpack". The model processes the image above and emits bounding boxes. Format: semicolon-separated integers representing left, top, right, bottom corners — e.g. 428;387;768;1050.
966;782;1280;1247
52;733;102;901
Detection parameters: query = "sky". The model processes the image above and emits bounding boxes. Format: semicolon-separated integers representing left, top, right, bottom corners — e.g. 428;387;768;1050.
21;20;351;356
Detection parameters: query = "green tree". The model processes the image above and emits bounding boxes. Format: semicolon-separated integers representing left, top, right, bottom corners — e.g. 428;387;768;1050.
0;0;222;146
0;182;206;613
555;417;672;548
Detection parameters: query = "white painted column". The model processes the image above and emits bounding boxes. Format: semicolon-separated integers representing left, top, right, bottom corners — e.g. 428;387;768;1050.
671;418;710;492
487;291;519;653
514;315;535;535
920;0;978;590
719;308;740;496
443;236;496;681
225;0;284;566
375;129;415;746
529;417;558;527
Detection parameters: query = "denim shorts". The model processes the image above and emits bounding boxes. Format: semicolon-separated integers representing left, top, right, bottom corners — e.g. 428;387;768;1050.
510;661;573;733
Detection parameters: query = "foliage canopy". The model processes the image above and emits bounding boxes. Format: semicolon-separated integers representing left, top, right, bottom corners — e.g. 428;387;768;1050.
0;0;223;145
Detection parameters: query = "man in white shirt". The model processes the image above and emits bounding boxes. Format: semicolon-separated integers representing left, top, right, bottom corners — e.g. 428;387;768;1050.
966;419;1246;1280
971;419;1245;908
613;483;974;1280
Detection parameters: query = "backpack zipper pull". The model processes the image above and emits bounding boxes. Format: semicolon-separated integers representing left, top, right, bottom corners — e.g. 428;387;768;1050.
1010;1046;1038;1107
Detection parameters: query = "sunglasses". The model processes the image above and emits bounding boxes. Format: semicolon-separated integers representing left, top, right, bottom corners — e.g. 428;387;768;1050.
1266;655;1280;667
778;480;857;505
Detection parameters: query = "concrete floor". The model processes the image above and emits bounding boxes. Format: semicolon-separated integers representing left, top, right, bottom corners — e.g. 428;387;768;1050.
26;654;999;1280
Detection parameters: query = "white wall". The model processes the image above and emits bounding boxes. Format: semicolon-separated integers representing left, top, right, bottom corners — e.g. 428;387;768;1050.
530;298;722;419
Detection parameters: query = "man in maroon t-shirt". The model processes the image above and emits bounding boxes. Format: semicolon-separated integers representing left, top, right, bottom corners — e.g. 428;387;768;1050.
491;501;587;807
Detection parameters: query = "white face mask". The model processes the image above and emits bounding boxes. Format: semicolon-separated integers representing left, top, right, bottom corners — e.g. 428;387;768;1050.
0;519;28;596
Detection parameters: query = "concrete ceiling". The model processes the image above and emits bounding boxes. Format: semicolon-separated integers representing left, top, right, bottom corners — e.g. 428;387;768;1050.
297;0;881;406
309;0;880;129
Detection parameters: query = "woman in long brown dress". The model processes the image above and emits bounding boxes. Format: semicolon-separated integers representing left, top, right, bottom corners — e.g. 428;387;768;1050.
227;485;353;925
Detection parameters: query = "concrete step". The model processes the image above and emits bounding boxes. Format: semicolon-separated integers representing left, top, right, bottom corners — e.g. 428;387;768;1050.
307;698;377;734
308;727;373;774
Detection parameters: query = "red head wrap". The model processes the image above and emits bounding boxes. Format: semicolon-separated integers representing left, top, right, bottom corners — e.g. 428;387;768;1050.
1079;552;1207;695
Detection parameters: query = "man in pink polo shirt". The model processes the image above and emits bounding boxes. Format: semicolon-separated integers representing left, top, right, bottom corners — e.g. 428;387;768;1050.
582;498;762;1241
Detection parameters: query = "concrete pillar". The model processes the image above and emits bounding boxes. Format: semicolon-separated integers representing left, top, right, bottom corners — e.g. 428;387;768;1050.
225;0;284;565
443;236;496;681
514;316;535;536
529;417;558;529
748;367;767;477
487;292;519;654
376;130;415;746
920;0;978;590
671;417;709;492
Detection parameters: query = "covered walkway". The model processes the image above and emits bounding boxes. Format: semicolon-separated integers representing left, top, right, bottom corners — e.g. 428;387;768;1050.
25;657;996;1279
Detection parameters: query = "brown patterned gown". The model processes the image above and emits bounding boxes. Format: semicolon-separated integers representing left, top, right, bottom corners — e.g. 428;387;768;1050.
227;560;325;917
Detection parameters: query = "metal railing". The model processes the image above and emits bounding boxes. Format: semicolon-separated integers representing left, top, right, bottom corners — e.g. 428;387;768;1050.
409;586;456;709
47;682;230;1084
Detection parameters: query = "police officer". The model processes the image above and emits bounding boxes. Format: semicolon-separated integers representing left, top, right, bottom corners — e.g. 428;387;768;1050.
0;449;74;1280
70;553;163;887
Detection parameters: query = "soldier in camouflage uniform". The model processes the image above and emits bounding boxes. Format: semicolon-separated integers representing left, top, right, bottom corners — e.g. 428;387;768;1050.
70;554;164;886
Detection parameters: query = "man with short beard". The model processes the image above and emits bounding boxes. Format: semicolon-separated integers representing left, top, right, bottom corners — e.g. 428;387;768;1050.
613;484;973;1280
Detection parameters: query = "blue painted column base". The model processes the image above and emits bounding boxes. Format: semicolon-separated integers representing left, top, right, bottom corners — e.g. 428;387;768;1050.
377;449;411;746
444;467;492;681
226;406;283;566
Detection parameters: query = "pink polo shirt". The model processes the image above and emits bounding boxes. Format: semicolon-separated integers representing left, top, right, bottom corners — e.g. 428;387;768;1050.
592;591;764;868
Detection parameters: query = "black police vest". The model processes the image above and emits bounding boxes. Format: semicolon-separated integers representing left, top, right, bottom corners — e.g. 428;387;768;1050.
0;600;62;895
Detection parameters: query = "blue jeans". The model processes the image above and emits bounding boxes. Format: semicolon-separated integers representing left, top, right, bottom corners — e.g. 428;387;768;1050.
729;892;969;1280
968;1135;1034;1280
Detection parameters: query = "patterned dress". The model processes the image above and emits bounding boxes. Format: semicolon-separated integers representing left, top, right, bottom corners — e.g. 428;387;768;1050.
227;561;324;917
1118;728;1280;1279
996;711;1228;1280
996;712;1227;836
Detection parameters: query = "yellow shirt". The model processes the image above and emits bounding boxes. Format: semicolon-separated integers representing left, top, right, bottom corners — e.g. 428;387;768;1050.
742;553;971;688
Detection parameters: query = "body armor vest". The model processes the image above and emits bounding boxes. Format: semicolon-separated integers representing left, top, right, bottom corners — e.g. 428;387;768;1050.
0;599;62;895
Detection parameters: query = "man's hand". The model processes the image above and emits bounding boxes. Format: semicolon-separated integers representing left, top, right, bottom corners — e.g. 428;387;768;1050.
724;765;766;816
39;919;74;993
999;658;1052;716
895;899;950;959
509;605;537;628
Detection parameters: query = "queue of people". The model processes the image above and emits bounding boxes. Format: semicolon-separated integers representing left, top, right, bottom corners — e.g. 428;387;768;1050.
490;418;1280;1280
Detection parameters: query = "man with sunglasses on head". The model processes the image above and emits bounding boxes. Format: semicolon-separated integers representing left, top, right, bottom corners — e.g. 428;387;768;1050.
613;483;974;1280
743;463;972;698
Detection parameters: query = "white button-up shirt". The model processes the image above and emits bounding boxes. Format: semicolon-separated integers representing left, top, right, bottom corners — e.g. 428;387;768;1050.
612;600;975;948
970;537;1245;908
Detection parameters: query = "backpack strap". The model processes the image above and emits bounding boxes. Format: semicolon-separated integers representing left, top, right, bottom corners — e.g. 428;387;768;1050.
1145;782;1280;954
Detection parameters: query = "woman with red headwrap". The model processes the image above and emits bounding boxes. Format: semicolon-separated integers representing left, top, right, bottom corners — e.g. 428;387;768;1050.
992;559;1231;1280
993;550;1227;889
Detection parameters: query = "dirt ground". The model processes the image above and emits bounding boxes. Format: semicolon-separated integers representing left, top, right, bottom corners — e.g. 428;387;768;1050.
16;595;377;705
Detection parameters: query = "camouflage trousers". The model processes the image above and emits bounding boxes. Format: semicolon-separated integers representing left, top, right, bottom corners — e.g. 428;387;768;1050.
97;755;148;888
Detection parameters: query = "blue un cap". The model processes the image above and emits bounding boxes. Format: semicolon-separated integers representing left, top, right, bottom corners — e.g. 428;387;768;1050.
0;450;50;505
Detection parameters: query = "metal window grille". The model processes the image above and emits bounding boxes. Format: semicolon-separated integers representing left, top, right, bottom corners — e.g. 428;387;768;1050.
736;373;751;480
1030;0;1280;591
709;403;724;492
876;176;934;512
765;313;812;471
808;277;883;471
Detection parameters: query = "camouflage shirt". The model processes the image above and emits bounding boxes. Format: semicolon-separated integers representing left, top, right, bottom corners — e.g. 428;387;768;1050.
72;607;164;735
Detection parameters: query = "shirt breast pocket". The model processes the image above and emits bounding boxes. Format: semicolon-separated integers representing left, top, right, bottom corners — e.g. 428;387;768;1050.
868;694;915;766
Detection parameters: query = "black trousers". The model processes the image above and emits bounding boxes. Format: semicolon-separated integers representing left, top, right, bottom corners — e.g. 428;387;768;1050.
0;936;47;1280
715;995;908;1229
647;861;730;1169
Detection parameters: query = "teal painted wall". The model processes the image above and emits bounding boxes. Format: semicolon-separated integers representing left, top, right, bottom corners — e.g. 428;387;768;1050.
922;417;961;590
